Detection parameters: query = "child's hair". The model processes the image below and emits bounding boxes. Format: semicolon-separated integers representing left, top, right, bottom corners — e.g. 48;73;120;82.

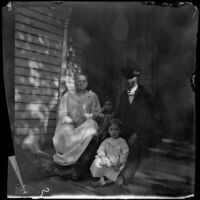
103;96;113;104
102;96;115;111
108;118;122;130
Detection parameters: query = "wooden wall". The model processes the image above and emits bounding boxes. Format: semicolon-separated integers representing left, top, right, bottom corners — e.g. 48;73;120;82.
14;6;64;146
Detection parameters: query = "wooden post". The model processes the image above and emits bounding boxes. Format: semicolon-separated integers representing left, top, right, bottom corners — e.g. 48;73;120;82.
58;7;72;99
56;7;72;124
2;5;15;138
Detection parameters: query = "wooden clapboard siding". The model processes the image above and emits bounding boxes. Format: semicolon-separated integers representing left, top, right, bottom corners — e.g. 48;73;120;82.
28;7;64;22
15;111;57;120
15;127;56;135
15;48;61;66
15;86;58;97
15;67;60;81
15;75;59;89
15;119;56;128
49;6;65;16
16;7;63;29
15;40;62;58
15;22;62;43
14;7;64;136
15;31;62;50
15;93;58;104
15;13;63;36
15;102;57;112
15;58;60;73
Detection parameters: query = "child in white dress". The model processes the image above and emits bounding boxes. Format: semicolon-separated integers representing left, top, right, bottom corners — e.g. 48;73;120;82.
90;118;129;186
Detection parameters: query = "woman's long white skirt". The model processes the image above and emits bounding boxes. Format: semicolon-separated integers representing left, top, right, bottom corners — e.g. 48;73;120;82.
53;119;98;166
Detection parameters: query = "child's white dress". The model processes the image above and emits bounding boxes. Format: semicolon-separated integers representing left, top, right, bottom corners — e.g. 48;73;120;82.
90;137;129;182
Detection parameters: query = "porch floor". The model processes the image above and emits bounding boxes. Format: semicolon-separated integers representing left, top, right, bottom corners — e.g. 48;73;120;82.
14;175;150;197
8;142;195;198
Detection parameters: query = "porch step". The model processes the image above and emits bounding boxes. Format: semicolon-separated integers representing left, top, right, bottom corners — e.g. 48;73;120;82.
131;139;195;196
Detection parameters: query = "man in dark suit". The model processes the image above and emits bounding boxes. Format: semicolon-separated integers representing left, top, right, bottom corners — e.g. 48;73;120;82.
114;62;153;184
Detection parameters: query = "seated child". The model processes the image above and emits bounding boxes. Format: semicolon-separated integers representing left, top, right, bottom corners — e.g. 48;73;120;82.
90;118;129;186
97;96;115;144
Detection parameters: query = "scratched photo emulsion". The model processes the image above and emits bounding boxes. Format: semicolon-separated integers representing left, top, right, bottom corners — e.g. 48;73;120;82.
4;1;197;198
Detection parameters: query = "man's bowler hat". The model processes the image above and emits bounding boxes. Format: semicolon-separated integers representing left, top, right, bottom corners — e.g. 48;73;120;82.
121;60;141;79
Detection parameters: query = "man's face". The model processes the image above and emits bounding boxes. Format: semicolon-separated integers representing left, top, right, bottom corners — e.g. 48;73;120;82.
127;76;137;88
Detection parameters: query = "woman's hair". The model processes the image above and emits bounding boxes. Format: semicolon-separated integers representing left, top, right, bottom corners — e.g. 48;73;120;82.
108;118;122;130
74;72;88;82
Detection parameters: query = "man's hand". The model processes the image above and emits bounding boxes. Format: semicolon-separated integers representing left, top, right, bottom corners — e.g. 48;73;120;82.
128;133;138;145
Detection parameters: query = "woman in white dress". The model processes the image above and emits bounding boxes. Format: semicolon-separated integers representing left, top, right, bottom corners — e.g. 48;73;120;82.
52;73;101;180
90;118;129;186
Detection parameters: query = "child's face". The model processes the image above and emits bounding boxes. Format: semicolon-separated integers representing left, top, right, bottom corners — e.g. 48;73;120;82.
104;101;113;112
108;123;120;139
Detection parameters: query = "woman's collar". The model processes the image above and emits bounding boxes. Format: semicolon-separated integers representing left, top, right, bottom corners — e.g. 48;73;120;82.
69;90;93;101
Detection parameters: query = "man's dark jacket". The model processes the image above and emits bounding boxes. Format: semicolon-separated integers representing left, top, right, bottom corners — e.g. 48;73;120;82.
115;84;153;141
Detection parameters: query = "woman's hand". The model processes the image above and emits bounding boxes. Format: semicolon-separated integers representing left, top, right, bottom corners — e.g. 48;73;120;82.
93;107;104;118
61;116;73;124
84;113;93;119
98;107;105;118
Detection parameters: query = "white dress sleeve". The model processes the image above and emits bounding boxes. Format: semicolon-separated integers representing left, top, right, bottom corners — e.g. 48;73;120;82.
91;92;101;115
97;139;108;157
58;93;73;124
